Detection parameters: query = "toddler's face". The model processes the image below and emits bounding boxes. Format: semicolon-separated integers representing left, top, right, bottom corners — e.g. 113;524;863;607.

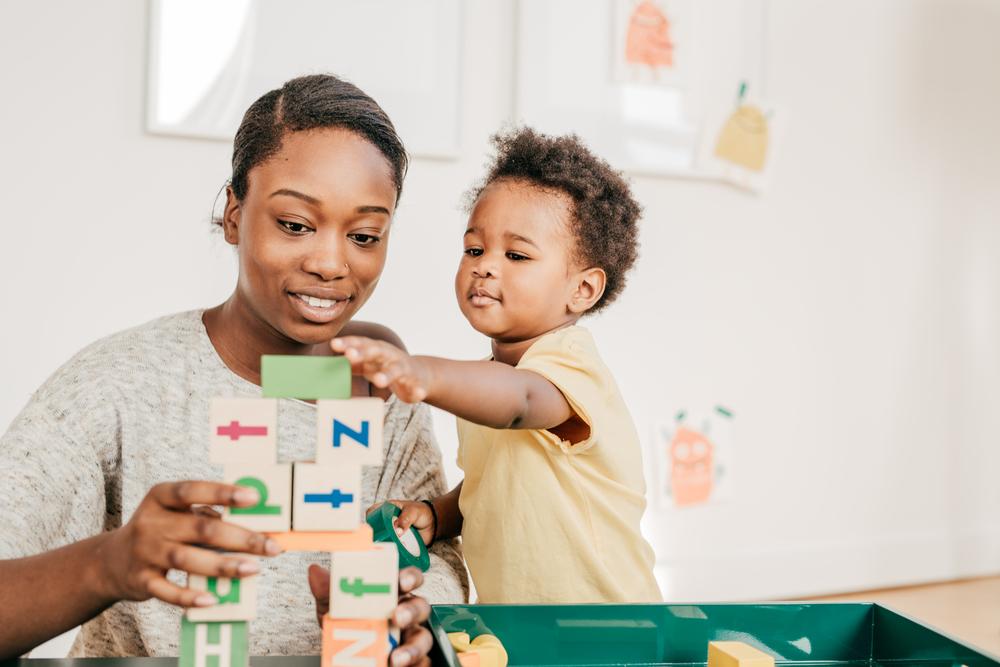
455;179;579;342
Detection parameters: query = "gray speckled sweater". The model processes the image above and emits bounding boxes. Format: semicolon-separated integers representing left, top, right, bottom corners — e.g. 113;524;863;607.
0;310;468;657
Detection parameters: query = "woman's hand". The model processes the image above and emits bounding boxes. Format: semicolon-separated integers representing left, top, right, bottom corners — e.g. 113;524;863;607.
308;565;433;667
100;481;282;607
331;336;434;403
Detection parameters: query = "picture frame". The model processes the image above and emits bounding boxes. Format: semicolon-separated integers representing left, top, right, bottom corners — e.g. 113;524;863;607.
146;0;463;159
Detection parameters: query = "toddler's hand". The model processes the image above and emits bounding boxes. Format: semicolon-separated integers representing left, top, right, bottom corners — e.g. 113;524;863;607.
331;336;432;404
367;500;435;547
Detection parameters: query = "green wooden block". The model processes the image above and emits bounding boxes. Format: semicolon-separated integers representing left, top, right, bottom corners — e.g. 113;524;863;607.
179;618;248;667
260;355;351;400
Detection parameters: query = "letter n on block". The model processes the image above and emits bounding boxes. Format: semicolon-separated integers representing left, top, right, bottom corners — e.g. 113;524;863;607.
179;618;248;667
322;617;388;667
315;398;384;466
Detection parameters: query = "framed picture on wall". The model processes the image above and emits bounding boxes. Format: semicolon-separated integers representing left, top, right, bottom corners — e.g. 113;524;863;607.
515;0;768;180
146;0;463;158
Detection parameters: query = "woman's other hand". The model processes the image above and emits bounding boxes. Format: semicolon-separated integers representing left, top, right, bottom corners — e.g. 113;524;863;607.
308;564;433;667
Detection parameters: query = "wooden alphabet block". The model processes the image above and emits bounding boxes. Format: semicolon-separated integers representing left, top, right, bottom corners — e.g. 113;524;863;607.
292;463;362;531
329;543;398;620
261;355;351;400
209;398;278;464
708;641;775;667
186;570;257;622
315;398;384;466
179;618;248;667
322;617;388;667
224;463;292;532
265;525;373;552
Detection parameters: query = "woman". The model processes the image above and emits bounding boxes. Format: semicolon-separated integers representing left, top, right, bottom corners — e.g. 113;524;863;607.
0;74;467;663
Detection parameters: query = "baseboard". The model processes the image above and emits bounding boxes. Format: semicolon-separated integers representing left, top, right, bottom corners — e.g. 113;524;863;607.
654;527;1000;601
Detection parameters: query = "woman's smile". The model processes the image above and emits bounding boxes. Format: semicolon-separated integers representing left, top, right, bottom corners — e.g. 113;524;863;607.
287;289;354;324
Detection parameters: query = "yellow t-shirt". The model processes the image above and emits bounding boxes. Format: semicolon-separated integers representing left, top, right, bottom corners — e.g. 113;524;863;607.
457;326;661;603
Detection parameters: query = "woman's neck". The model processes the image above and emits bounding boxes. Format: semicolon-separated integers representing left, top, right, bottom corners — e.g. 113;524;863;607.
203;293;320;386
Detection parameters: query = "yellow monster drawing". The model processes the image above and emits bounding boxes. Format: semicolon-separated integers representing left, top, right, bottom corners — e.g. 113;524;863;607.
713;103;769;172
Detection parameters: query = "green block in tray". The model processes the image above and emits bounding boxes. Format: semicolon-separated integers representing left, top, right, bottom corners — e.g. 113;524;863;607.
260;355;350;400
429;603;1000;667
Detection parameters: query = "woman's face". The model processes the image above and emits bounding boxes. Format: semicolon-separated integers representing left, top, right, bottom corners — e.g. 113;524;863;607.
222;128;398;345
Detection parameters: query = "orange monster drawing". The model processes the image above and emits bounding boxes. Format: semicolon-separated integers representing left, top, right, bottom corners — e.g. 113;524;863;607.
625;1;675;69
668;425;714;506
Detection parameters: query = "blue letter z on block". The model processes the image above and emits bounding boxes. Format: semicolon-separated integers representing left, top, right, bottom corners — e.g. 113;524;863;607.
333;420;369;449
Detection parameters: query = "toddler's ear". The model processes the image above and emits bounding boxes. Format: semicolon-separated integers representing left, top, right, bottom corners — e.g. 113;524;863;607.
568;267;607;314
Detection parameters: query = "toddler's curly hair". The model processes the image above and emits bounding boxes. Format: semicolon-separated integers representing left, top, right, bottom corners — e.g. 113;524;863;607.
466;127;641;313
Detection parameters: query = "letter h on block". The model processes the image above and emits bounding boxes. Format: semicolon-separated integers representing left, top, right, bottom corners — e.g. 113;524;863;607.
180;618;248;667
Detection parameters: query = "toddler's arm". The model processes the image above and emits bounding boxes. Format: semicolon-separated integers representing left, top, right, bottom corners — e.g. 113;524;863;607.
331;336;574;431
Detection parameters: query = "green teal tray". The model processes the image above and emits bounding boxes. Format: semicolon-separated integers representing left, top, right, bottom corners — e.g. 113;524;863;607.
429;603;1000;667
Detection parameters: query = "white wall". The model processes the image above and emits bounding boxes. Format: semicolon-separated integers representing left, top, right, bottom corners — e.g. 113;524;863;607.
1;2;998;635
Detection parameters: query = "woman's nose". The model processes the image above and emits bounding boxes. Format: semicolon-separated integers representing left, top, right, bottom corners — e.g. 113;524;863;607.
302;238;349;281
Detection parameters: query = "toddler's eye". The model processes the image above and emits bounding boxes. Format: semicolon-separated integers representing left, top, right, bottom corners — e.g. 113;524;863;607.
464;248;483;257
278;220;312;234
349;233;381;247
506;252;528;261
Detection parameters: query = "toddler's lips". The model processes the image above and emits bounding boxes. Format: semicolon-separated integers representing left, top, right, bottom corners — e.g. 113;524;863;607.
470;294;500;307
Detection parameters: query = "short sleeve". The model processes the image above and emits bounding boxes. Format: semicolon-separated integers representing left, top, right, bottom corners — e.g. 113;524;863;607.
515;328;612;454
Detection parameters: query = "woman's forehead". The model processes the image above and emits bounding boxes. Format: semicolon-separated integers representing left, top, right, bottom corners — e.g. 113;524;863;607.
247;128;397;210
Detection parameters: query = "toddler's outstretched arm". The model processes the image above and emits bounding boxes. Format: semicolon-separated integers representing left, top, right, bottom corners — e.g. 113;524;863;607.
331;336;574;431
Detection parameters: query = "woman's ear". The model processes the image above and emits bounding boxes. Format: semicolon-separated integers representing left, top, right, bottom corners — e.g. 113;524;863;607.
221;186;241;246
568;267;607;314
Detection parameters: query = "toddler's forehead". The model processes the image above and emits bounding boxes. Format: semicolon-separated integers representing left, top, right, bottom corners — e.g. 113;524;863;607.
470;179;577;239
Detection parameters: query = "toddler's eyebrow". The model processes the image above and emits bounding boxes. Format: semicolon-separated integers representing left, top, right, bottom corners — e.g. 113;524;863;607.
505;232;538;248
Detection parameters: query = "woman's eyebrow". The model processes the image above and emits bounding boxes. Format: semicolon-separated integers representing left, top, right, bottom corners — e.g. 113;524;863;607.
269;188;319;205
269;189;389;217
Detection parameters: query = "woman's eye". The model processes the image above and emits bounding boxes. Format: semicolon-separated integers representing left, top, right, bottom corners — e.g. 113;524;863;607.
506;251;528;261
349;233;381;246
464;248;483;257
278;220;311;234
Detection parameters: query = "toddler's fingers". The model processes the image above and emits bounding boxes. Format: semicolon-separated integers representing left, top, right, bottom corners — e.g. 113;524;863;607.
146;575;216;609
395;504;427;534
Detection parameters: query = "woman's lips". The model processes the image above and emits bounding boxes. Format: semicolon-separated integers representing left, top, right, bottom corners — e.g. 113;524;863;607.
288;291;351;323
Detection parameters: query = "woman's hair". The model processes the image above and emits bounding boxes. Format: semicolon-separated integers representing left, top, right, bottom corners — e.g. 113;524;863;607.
465;127;641;313
224;74;408;213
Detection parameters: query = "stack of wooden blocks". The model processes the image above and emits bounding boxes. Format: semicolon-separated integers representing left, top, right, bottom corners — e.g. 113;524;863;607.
179;356;399;667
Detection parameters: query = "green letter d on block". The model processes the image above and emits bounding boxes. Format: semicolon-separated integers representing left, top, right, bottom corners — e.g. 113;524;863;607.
230;477;282;515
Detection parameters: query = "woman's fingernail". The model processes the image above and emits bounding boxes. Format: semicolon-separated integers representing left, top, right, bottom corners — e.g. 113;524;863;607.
396;608;413;626
400;571;416;589
195;593;217;607
394;526;404;537
238;560;260;575
264;538;282;556
391;649;411;666
233;487;259;505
